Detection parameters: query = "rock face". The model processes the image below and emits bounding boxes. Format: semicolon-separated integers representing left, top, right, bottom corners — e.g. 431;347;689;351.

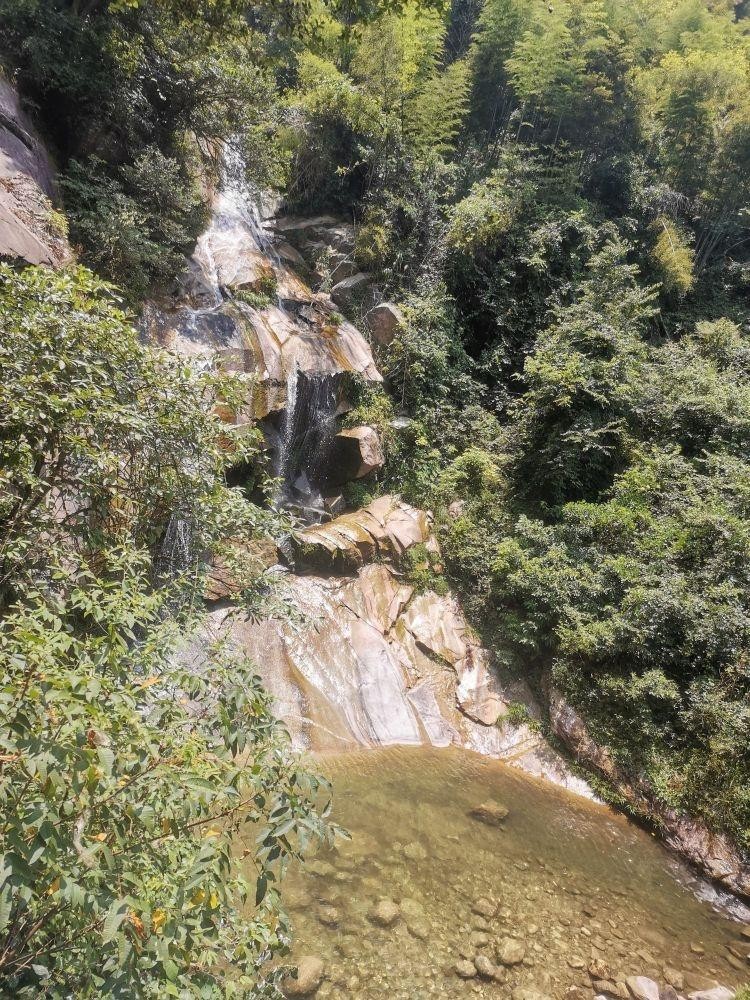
327;425;384;484
0;76;71;267
549;688;750;899
203;537;278;602
160;159;594;807
195;559;591;794
143;183;380;421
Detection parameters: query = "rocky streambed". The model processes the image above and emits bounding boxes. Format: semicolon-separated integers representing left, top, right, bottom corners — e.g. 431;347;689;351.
259;748;748;1000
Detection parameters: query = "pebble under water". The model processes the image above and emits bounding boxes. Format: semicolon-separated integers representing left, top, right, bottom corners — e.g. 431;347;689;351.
276;746;749;999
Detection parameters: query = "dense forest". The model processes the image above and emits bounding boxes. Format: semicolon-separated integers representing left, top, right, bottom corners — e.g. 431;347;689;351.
1;0;750;995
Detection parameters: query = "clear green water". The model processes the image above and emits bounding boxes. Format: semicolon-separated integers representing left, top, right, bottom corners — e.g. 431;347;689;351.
280;746;749;999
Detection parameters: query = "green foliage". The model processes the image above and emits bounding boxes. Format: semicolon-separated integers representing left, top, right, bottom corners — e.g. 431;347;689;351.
0;265;333;995
233;269;279;310
492;446;750;847
511;238;658;506
62;151;208;301
276;0;750;863
500;701;539;731
401;542;449;594
505;0;618;126
650;215;695;296
405;57;471;155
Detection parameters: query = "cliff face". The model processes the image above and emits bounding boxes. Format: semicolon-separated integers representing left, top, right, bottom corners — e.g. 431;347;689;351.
0;76;71;268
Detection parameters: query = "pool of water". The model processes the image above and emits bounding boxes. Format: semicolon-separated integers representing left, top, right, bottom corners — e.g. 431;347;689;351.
277;746;749;998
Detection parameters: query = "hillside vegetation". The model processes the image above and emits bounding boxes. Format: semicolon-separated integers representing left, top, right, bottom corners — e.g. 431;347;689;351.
1;0;749;994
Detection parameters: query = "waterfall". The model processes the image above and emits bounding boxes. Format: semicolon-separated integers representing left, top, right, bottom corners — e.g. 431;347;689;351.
157;514;195;579
275;372;340;519
217;142;279;268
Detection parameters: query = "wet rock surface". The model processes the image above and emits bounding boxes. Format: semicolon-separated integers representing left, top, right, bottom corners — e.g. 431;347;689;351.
143;185;381;422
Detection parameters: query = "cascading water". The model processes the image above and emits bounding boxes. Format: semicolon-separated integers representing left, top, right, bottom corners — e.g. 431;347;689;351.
156;514;195;581
275;370;340;518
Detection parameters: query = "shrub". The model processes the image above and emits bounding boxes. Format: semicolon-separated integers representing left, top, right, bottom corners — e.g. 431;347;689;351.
62;151;208;301
0;264;333;996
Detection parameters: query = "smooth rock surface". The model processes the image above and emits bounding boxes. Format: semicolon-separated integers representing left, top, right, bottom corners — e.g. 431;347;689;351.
0;76;71;267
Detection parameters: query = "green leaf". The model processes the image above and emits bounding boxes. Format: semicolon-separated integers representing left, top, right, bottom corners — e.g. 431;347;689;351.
102;899;128;944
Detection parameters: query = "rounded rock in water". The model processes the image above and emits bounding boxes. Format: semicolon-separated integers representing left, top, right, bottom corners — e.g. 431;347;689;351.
283;955;326;997
368;899;400;927
496;937;526;966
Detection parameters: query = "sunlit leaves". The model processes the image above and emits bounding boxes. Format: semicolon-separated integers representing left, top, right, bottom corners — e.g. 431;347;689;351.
0;265;332;996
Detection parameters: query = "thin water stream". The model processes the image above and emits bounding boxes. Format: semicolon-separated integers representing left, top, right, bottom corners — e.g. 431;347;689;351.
274;747;748;999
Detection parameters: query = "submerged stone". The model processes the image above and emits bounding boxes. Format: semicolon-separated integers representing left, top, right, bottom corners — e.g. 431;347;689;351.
454;959;476;979
402;840;428;862
474;954;496;978
469;801;509;826
283;955;325;997
471;897;497;919
368;899;400;927
496;937;525;966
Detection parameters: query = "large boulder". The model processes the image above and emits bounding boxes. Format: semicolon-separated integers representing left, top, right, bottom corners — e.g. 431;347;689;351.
365;302;405;347
330;272;376;313
0;75;71;267
290;496;435;573
328;426;384;484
